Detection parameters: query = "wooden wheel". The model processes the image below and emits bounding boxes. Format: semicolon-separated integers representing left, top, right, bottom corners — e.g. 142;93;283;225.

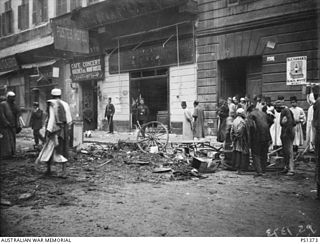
136;121;169;153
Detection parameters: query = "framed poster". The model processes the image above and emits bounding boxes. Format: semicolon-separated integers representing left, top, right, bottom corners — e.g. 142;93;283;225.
286;56;307;85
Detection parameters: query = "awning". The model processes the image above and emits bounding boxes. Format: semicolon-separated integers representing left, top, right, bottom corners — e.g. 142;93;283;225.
0;35;54;59
0;69;16;77
53;0;198;30
21;59;57;69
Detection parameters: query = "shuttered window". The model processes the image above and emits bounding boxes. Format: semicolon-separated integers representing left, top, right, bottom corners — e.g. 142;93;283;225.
56;0;68;16
1;0;13;36
18;1;29;30
32;0;48;25
70;0;82;10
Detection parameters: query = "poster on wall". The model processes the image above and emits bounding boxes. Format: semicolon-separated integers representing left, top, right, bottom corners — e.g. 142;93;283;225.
286;56;307;85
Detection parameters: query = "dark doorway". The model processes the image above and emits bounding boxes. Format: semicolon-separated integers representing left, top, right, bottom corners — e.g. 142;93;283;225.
81;81;98;131
218;57;262;101
130;68;169;129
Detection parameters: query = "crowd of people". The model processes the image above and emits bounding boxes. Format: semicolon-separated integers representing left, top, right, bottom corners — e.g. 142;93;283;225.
216;88;320;199
0;86;319;198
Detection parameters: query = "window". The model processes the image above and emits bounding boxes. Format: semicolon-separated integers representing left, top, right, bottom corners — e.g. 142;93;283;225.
56;0;67;16
1;0;13;36
32;0;48;25
18;0;29;30
87;0;99;5
70;0;82;10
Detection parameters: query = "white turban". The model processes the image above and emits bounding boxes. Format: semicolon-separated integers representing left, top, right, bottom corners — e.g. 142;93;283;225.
6;91;15;97
51;88;62;96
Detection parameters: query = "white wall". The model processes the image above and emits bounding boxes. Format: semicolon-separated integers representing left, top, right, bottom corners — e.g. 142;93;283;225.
97;55;130;129
169;64;197;123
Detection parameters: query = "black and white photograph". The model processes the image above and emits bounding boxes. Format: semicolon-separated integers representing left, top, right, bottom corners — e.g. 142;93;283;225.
0;0;319;240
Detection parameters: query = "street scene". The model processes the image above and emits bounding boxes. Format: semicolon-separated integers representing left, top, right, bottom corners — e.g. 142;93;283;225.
0;0;320;239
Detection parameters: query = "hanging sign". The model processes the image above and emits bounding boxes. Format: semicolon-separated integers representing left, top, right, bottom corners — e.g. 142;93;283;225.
70;56;104;82
0;56;19;72
286;56;307;85
53;24;89;54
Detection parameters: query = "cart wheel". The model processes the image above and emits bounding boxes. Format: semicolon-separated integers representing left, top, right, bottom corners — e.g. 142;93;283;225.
136;121;169;153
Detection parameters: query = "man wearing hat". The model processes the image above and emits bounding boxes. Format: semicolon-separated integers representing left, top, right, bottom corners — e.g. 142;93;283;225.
0;91;21;159
192;100;205;139
274;99;296;176
29;102;44;147
35;88;72;175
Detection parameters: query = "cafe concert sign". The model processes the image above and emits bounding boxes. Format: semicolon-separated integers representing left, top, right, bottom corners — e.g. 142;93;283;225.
70;56;104;82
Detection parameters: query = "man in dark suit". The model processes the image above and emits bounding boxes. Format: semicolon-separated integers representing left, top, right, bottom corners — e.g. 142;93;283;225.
30;102;44;146
104;97;115;133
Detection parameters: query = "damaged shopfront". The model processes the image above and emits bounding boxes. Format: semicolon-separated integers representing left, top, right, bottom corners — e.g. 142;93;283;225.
52;0;198;133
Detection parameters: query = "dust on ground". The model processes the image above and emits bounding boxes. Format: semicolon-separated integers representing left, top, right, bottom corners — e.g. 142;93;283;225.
1;142;320;237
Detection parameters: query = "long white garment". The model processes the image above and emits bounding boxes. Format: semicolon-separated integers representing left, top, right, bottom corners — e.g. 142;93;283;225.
290;106;306;146
270;110;282;146
306;105;315;150
182;108;193;140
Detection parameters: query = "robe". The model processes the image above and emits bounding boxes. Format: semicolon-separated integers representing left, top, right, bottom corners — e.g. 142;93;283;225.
270;110;282;147
0;101;21;158
290;106;306;146
306;105;315;150
193;106;205;139
182;108;193;140
35;99;72;164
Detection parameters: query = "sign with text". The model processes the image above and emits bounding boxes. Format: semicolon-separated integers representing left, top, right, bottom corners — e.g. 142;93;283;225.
0;56;19;72
70;56;104;82
286;56;307;85
53;24;89;54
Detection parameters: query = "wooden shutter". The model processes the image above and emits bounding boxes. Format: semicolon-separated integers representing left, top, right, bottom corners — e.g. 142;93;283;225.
42;0;48;22
24;3;29;29
18;5;22;30
0;15;2;37
32;0;38;24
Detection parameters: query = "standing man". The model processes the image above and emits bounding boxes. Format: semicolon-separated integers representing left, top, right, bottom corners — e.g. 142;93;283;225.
313;95;320;200
30;102;45;147
35;88;72;175
289;96;306;154
274;100;296;176
137;98;149;126
192;100;205;139
230;108;249;174
247;105;272;176
104;97;115;134
181;101;193;140
0;92;21;159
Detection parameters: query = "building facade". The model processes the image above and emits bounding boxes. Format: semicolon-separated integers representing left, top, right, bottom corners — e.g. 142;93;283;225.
197;0;320;133
1;0;319;135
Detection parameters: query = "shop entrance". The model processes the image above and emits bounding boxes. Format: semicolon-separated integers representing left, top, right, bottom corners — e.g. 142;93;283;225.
130;68;169;129
81;81;98;132
218;57;262;101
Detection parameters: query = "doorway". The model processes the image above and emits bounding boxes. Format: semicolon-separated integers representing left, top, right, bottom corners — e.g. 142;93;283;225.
130;68;169;129
81;80;98;131
218;57;262;101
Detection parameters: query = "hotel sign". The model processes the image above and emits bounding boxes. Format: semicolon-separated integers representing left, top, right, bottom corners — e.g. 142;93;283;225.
286;56;307;85
53;24;89;54
70;56;104;82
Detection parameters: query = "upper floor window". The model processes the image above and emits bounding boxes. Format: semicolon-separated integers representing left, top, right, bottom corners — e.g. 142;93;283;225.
1;0;14;36
70;0;82;10
56;0;67;16
87;0;99;5
18;0;30;30
32;0;48;25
